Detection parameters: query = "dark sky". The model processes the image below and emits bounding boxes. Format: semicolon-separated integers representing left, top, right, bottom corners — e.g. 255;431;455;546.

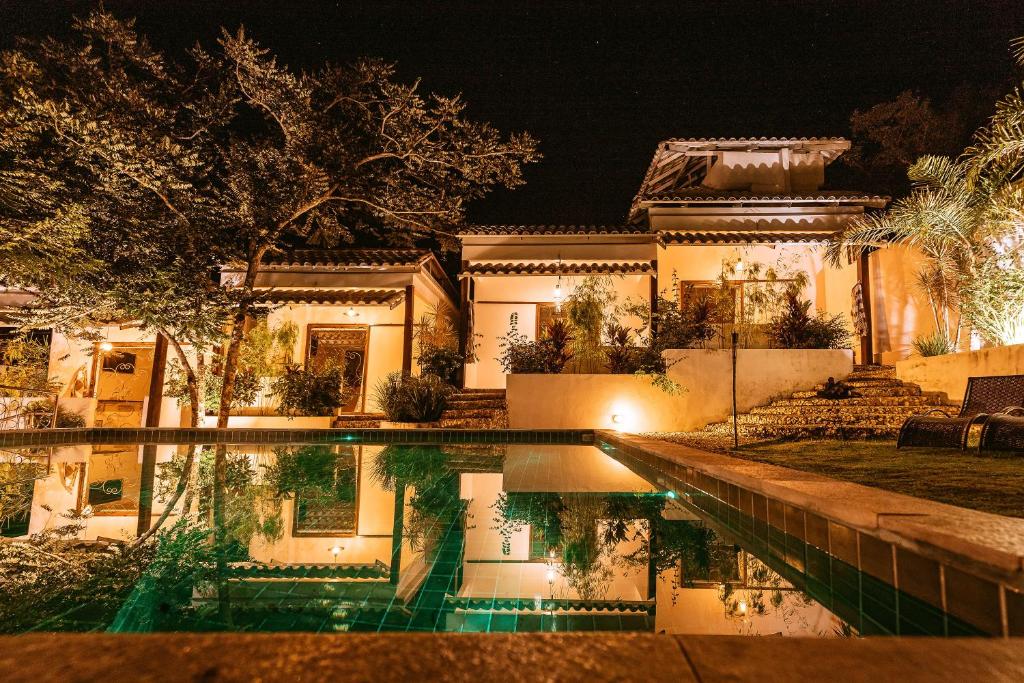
2;0;1023;225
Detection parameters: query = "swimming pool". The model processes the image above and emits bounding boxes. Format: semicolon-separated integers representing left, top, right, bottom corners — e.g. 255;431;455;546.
0;433;995;636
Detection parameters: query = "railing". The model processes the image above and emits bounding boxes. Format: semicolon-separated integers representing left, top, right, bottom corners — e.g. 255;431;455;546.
0;384;58;431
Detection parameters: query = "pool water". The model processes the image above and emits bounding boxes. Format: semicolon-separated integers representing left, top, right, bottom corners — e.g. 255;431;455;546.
0;440;884;635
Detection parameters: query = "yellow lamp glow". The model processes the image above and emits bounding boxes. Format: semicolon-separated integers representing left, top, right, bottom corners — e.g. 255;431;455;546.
99;341;114;353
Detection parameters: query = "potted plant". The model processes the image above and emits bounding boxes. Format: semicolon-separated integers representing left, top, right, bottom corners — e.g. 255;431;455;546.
374;372;452;428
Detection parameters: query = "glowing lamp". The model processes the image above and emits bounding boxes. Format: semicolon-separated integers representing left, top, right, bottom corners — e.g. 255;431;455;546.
99;341;114;353
330;544;343;560
546;568;556;584
738;600;748;615
665;490;677;499
345;306;357;319
734;259;745;275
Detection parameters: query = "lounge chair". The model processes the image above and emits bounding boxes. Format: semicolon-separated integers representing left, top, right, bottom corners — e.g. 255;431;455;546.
896;375;1024;450
978;407;1024;455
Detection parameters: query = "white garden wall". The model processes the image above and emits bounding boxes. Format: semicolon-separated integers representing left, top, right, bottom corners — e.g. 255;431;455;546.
507;348;853;432
895;343;1024;403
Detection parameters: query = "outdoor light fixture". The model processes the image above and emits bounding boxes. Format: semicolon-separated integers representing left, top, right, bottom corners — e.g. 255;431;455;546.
99;341;113;353
734;259;745;275
738;600;748;615
345;306;358;319
329;544;344;560
611;414;623;424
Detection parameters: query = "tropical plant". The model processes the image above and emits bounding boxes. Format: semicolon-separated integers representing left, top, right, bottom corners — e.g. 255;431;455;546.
23;400;87;428
768;290;851;350
271;363;345;417
262;445;357;519
913;332;955;357
414;305;462;383
374;372;452;422
828;37;1024;348
604;323;637;373
565;276;616;372
496;313;574;374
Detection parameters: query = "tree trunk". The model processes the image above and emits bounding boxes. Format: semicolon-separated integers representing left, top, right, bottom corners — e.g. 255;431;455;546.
133;333;200;547
213;244;267;625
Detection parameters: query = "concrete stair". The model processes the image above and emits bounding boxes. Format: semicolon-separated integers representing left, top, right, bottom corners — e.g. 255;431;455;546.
331;389;508;429
693;365;956;440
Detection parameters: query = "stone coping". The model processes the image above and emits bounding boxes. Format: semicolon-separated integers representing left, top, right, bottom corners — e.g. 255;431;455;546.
0;427;595;448
3;633;1023;682
596;431;1024;580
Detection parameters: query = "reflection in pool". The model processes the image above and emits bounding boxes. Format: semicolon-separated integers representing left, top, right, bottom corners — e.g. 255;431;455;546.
1;441;846;636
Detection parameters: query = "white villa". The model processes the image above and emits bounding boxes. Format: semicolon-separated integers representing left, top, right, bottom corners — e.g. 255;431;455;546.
1;135;960;426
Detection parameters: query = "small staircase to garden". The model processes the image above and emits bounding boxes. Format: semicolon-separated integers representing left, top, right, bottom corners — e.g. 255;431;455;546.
332;388;508;429
696;365;956;440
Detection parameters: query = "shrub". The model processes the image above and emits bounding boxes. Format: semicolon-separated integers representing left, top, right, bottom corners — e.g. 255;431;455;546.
417;346;464;384
913;332;955;357
565;276;616;372
768;291;851;350
25;401;87;428
374;372;453;422
271;364;344;416
604;323;637;373
496;314;574;374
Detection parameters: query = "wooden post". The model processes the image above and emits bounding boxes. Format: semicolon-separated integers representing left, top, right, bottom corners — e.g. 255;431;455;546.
858;251;874;364
137;332;168;536
402;284;415;377
649;261;659;336
457;266;470;388
731;330;739;450
389;480;406;586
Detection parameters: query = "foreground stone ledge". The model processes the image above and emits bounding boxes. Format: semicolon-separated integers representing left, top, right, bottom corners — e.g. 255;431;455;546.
599;431;1024;579
3;633;1023;682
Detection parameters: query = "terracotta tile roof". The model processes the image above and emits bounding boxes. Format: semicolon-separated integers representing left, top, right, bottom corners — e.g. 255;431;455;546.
658;230;836;245
628;136;887;223
661;136;850;146
261;249;431;268
254;288;405;308
645;190;889;206
457;225;649;236
461;261;654;277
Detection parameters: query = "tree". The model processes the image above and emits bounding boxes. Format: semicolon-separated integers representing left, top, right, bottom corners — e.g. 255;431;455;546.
0;9;539;555
829;37;1024;348
843;86;997;196
0;11;233;540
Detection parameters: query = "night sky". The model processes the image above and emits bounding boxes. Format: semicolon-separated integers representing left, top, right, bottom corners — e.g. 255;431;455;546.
2;0;1023;225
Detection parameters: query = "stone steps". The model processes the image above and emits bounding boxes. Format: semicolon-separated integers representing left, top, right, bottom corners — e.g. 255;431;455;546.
688;365;949;440
761;395;947;408
792;385;923;398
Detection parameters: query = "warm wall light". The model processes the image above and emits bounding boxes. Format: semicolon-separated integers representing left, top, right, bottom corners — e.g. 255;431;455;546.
734;259;745;275
345;306;358;319
99;341;113;353
611;414;623;425
329;544;344;561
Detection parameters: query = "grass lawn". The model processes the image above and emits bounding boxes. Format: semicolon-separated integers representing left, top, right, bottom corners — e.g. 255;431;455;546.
656;435;1024;519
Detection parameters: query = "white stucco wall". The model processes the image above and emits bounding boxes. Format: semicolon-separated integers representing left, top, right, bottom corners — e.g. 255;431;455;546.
869;245;964;364
657;243;860;354
895;344;1024;404
465;273;651;389
507;348;853;432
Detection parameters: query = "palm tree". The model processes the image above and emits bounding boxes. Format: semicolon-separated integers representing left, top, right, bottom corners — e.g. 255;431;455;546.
828;37;1024;348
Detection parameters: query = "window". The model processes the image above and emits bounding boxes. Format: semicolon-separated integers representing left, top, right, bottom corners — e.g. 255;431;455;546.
536;303;566;337
102;351;137;374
